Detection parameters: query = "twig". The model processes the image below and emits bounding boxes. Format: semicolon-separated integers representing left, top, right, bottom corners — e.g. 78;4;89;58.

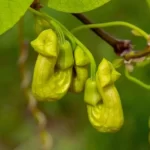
71;13;132;56
124;46;150;61
18;17;52;150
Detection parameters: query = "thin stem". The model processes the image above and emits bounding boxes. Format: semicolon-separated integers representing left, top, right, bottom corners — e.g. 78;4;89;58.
72;13;132;56
29;7;97;79
124;67;150;90
29;7;65;44
72;21;149;40
124;46;150;60
71;13;119;47
29;8;74;46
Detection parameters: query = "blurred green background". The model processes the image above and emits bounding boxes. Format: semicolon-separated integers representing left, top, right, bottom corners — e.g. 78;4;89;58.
0;0;150;149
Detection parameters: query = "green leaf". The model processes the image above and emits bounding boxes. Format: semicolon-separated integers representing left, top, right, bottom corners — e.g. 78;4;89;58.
41;0;48;5
48;0;110;13
0;0;33;35
147;0;150;8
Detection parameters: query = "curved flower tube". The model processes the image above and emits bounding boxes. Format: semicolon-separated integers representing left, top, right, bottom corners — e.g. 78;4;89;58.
87;58;124;132
31;29;73;101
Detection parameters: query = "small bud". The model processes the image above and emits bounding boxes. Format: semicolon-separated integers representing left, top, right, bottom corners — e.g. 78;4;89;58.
74;46;90;66
84;78;101;106
69;46;90;93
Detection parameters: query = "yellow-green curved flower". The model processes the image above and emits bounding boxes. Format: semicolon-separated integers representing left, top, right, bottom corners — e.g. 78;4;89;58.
31;29;73;101
87;58;124;132
56;40;74;70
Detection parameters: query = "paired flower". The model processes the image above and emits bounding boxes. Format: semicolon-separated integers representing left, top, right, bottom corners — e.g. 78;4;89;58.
31;29;124;132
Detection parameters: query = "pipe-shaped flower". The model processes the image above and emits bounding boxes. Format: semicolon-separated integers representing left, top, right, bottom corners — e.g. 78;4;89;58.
87;58;124;132
31;29;73;101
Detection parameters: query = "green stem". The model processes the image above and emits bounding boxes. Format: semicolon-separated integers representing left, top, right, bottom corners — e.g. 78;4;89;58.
125;67;150;90
72;21;149;40
29;8;65;44
28;7;97;80
124;46;150;61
